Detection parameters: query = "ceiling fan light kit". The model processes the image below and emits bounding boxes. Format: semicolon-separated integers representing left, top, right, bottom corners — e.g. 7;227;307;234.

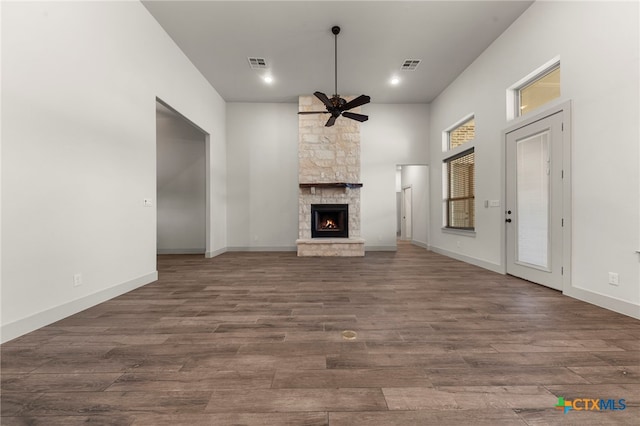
298;26;371;127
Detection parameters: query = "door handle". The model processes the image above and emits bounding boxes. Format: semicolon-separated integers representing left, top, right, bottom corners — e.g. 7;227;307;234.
505;218;512;223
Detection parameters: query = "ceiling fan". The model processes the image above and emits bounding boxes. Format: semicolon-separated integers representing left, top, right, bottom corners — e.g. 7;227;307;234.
298;26;371;127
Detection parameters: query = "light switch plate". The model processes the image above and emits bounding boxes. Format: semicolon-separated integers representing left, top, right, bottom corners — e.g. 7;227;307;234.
489;200;500;207
143;198;153;207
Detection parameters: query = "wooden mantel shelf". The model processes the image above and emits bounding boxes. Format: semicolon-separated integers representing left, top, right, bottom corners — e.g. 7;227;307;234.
299;182;363;189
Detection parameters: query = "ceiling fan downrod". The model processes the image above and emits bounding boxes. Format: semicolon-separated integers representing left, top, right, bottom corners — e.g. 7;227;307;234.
297;25;370;127
333;26;340;98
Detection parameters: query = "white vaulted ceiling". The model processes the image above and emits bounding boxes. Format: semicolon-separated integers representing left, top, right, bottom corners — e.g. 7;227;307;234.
143;1;534;103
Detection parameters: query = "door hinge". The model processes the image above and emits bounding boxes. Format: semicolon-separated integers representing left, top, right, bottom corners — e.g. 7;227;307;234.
561;170;564;179
561;218;564;227
561;122;564;131
561;266;564;275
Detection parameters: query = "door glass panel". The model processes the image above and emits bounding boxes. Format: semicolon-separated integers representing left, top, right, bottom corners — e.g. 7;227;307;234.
516;131;550;268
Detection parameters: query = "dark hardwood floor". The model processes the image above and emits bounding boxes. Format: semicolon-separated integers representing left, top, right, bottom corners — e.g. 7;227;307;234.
2;242;639;425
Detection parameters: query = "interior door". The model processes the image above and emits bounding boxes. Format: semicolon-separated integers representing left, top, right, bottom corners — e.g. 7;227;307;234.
402;186;412;240
506;111;564;290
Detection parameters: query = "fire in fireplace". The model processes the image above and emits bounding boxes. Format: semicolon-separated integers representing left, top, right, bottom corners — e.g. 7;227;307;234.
311;204;348;238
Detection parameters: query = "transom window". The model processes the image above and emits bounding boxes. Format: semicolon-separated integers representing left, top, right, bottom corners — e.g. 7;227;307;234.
447;116;475;150
516;64;560;116
444;148;475;230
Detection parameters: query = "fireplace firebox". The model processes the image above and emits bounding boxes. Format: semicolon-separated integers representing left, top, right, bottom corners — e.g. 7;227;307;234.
311;204;348;238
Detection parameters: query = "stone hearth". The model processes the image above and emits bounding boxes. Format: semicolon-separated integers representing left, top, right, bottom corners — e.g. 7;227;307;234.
296;95;364;256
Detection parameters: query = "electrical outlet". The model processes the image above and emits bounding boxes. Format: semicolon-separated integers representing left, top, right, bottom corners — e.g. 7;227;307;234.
456;240;461;248
608;272;619;286
73;273;83;287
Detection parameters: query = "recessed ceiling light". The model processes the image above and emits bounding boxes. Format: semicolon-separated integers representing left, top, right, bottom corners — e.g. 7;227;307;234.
263;75;273;84
390;77;400;85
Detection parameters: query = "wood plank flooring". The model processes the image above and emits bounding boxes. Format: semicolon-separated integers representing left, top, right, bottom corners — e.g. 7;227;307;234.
2;242;639;425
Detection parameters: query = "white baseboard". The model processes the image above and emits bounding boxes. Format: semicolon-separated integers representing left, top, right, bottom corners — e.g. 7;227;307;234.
428;245;504;274
226;246;297;252
429;246;639;320
564;286;640;320
205;247;227;258
157;248;205;255
411;240;429;250
1;272;157;344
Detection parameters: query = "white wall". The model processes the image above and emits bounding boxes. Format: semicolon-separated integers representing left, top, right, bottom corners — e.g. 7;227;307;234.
1;1;227;342
401;165;429;248
226;103;299;250
361;104;430;250
225;103;429;251
428;1;639;316
156;106;206;254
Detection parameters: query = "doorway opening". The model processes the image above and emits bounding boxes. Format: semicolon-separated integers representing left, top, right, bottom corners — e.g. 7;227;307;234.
156;99;210;255
401;186;413;240
395;165;429;247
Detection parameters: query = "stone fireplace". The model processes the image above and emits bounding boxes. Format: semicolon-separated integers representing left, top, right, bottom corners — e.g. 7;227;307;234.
296;95;365;256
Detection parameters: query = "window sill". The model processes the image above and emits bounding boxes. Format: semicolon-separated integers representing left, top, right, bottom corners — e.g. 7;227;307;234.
441;227;476;237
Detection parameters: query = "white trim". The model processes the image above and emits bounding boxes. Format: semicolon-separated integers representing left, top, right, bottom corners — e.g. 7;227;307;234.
157;249;205;255
441;136;476;161
411;240;429;250
502;100;572;293
564;286;640;320
441;227;476;237
442;112;475;152
205;133;212;256
401;185;413;241
1;272;158;344
506;55;561;120
205;247;227;258
428;245;503;274
226;246;297;252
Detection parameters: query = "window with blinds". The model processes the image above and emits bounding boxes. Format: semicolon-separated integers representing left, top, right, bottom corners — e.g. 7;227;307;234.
444;148;475;230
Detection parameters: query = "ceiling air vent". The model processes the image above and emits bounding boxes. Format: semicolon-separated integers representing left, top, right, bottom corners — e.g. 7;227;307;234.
248;57;268;69
401;59;421;71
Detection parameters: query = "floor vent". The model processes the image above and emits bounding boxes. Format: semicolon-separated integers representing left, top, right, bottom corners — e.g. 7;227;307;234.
342;330;357;340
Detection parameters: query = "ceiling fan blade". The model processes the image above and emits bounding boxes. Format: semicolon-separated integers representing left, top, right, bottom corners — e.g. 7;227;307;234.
342;111;369;123
314;92;333;109
341;94;371;111
298;111;330;114
325;115;337;127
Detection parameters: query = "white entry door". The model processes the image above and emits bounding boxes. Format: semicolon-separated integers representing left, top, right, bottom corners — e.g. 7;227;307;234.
506;111;565;290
